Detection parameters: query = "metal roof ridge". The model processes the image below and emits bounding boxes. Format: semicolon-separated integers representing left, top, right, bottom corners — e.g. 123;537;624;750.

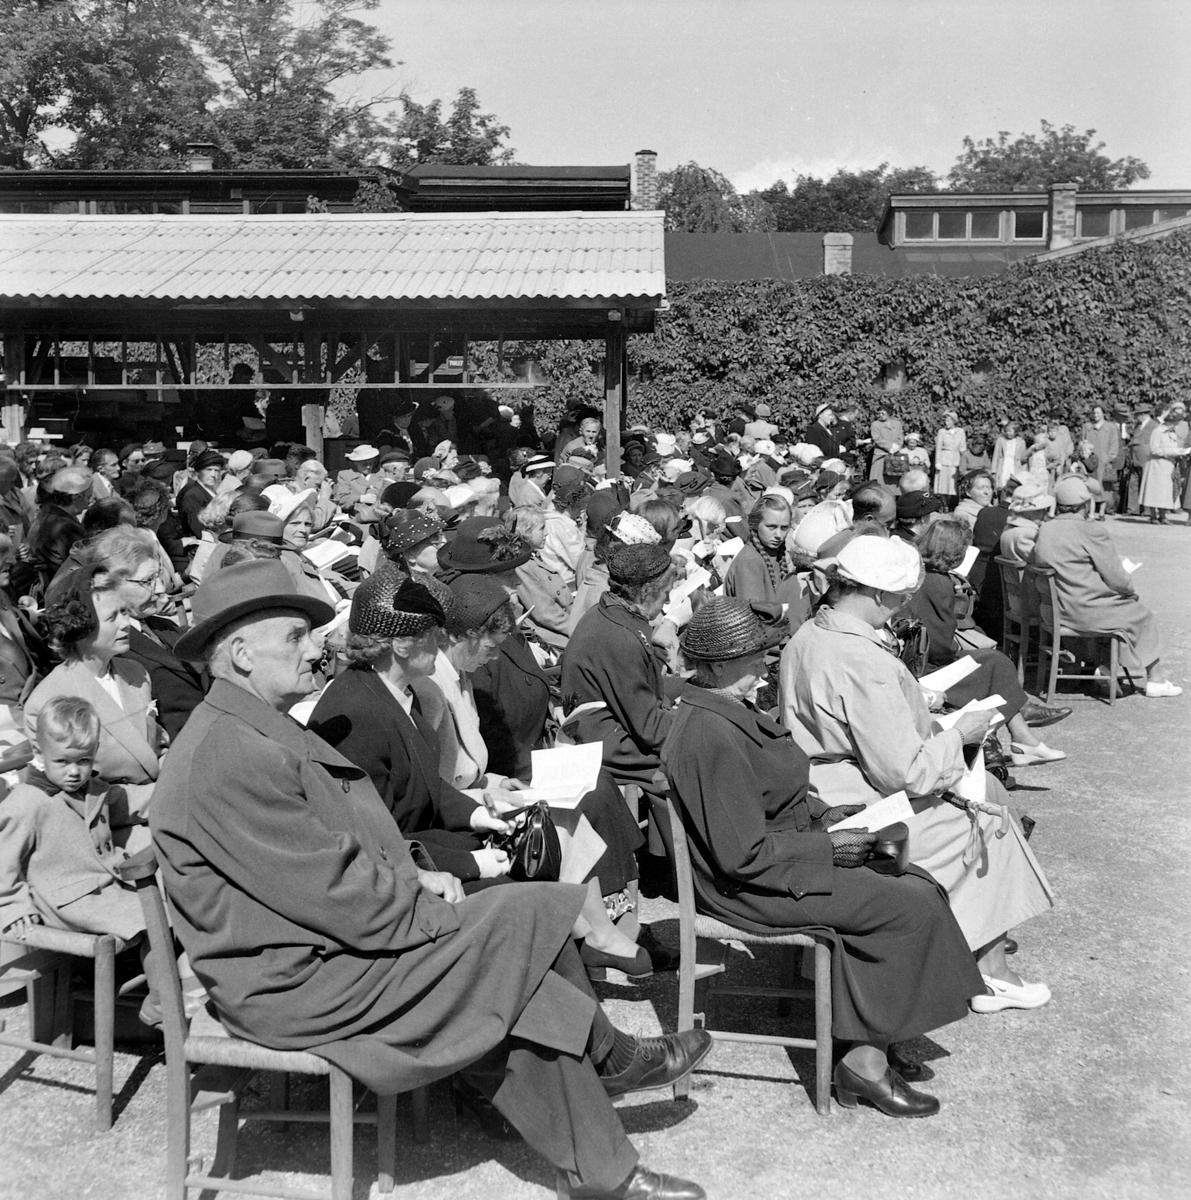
0;210;663;224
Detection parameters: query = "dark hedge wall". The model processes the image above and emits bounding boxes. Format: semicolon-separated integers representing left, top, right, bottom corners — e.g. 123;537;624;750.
473;229;1191;438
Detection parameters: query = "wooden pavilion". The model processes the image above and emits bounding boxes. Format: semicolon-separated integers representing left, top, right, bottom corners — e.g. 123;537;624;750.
0;209;666;472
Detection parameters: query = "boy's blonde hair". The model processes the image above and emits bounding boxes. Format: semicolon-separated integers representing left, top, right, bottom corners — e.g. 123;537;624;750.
36;696;101;751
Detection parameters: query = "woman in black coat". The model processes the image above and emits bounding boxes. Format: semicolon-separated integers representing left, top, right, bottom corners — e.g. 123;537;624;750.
908;519;1068;766
663;597;984;1118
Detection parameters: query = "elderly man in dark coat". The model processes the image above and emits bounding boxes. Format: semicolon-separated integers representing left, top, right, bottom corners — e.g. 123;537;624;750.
151;559;709;1200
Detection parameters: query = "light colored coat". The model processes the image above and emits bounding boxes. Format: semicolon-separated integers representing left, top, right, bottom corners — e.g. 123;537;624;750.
780;607;1053;949
0;777;142;938
1029;512;1161;667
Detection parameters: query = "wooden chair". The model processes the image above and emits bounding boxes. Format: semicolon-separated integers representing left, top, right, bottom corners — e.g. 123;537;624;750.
994;555;1036;682
658;797;833;1116
120;853;429;1200
0;924;146;1130
1025;565;1132;705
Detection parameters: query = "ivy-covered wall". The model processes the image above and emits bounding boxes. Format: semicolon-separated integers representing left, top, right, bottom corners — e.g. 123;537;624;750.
476;229;1191;437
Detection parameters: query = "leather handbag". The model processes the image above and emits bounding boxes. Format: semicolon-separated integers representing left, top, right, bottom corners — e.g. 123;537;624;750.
491;801;562;882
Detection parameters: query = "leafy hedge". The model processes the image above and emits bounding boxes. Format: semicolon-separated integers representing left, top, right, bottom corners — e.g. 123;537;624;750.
475;229;1191;439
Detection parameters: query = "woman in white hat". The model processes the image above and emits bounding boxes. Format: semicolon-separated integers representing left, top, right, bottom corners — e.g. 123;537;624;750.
781;535;1054;1015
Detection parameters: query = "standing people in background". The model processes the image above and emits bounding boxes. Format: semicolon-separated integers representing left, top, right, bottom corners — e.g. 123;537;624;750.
743;403;778;441
1138;402;1189;524
1124;405;1158;515
803;403;844;460
1112;406;1134;515
901;432;931;472
958;432;991;477
991;422;1026;490
868;405;904;482
1081;406;1120;505
1044;420;1073;479
933;411;966;505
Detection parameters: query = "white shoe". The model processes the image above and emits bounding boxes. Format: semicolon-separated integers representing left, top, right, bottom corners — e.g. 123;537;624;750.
970;973;1052;1013
1009;742;1067;766
1145;680;1183;698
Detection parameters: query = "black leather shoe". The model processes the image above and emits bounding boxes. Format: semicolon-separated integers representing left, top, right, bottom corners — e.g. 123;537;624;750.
1004;937;1019;955
570;1164;706;1199
887;1044;931;1083
580;941;653;981
833;1061;940;1117
600;1029;713;1098
635;924;679;973
1020;700;1073;729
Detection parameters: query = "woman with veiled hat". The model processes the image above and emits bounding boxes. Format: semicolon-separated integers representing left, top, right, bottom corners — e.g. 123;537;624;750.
308;564;652;978
663;596;983;1116
781;536;1055;1017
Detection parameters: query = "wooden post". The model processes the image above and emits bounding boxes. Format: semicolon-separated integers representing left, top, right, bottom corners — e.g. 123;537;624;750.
1;334;25;443
604;328;625;478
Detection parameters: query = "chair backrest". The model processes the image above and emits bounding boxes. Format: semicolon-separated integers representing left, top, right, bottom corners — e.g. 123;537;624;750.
118;852;189;1064
1025;565;1059;634
994;555;1025;625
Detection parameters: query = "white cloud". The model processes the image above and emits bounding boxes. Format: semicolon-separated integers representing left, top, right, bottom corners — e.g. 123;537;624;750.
730;155;925;195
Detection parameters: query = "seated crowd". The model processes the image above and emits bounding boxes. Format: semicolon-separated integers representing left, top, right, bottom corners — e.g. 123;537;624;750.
0;392;1181;1199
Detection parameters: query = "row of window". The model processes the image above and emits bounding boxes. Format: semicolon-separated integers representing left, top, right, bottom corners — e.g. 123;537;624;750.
900;206;1190;243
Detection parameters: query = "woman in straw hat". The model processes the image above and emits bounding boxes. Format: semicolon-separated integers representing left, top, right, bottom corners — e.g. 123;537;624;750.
664;596;982;1117
781;535;1055;1015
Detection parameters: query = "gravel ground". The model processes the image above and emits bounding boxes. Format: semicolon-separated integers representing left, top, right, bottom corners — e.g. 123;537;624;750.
1;514;1188;1200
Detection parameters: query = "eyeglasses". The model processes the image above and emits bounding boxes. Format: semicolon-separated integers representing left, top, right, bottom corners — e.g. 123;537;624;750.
124;570;161;592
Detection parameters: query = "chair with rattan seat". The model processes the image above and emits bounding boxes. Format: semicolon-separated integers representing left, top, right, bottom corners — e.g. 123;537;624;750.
120;852;429;1200
658;797;833;1116
0;924;147;1130
1025;565;1135;705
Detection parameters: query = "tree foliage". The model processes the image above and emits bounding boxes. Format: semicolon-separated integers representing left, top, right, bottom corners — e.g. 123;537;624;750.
477;232;1191;438
199;0;393;169
383;86;515;171
0;0;514;172
657;161;772;233
947;120;1150;192
752;164;938;232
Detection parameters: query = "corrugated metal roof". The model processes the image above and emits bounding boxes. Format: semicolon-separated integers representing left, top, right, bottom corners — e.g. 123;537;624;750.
0;211;665;302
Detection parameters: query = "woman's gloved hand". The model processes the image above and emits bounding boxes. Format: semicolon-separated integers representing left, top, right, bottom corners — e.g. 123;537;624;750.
819;803;865;828
828;828;877;868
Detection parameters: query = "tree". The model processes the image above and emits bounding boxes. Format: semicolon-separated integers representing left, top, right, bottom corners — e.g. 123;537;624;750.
0;0;402;170
752;164;938;232
55;1;216;169
947;120;1150;191
199;0;394;169
0;0;78;168
657;162;772;233
383;87;514;171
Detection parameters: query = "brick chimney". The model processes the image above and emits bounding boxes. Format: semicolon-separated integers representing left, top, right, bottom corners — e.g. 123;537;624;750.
1047;182;1078;249
186;142;216;172
633;150;659;210
822;232;853;275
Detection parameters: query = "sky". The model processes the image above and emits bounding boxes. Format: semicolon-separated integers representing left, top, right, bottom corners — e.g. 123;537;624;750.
356;0;1191;191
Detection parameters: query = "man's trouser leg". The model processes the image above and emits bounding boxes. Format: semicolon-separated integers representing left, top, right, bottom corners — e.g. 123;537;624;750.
460;940;637;1194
